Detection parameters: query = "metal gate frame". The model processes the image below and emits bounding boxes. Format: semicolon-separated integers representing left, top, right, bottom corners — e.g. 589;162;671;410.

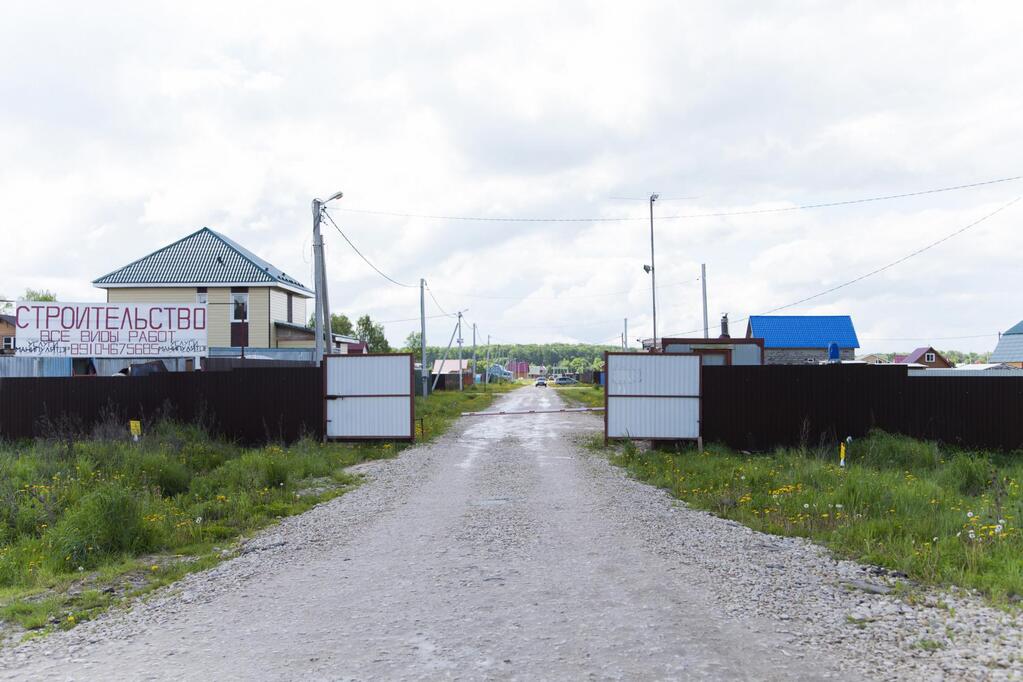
603;351;702;444
323;353;415;441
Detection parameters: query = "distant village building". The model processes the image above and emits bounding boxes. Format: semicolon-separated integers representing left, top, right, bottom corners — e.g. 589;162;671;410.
93;227;314;350
0;314;15;355
746;315;859;365
991;320;1023;368
857;353;888;365
893;346;952;368
660;337;764;365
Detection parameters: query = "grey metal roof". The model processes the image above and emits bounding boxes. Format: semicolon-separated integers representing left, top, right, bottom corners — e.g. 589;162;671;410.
991;333;1023;362
93;227;312;295
1004;320;1023;335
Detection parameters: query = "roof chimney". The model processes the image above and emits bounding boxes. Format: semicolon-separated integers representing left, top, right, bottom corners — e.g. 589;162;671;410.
720;313;730;339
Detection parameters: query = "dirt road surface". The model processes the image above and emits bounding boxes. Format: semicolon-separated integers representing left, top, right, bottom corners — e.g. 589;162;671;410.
3;387;1015;680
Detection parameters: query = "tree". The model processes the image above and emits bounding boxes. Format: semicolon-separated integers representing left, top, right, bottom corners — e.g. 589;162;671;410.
568;357;589;374
402;331;423;361
307;312;354;336
355;315;391;352
22;288;57;302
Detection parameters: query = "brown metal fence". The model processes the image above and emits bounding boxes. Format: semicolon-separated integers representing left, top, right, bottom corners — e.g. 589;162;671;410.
0;367;323;444
701;364;1023;452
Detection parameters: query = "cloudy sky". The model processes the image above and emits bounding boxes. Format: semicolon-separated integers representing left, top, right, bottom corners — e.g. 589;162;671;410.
2;2;1021;353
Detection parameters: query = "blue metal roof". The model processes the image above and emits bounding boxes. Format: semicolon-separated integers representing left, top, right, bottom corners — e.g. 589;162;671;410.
747;315;859;349
93;227;312;295
1004;320;1023;336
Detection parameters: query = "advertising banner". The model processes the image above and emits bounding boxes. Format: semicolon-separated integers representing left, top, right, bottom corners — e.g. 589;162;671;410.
14;302;208;358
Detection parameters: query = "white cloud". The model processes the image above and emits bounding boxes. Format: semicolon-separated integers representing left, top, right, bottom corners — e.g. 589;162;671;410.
2;1;1022;353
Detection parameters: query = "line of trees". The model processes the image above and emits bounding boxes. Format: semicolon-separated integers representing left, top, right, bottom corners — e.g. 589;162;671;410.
398;335;613;371
308;312;392;353
0;288;57;313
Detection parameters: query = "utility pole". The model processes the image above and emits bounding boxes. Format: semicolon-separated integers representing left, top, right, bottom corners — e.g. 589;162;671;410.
457;311;464;391
484;335;491;391
472;323;477;387
431;319;460;392
624;318;628;350
311;190;343;364
701;263;709;338
420;278;428;396
648;192;659;348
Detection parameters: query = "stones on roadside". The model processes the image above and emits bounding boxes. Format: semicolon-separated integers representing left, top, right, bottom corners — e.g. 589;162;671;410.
841;580;895;595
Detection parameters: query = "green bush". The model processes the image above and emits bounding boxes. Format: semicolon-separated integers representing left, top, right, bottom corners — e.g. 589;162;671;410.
939;453;991;496
141;453;192;497
45;483;157;572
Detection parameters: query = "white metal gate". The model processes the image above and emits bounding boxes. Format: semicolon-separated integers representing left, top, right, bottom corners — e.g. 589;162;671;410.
605;352;701;442
324;354;415;440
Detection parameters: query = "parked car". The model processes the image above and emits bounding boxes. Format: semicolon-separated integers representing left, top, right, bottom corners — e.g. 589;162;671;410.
554;376;578;385
534;378;547;387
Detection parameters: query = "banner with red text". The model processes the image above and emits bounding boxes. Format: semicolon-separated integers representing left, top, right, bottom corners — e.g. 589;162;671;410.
14;302;208;358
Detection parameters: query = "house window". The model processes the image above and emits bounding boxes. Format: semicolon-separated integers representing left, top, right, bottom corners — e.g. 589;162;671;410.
2;336;13;351
925;352;936;363
196;292;208;305
231;293;248;321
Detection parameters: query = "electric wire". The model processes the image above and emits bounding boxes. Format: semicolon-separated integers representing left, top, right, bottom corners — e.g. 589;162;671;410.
321;209;417;288
335;175;1022;223
428;277;700;301
662;196;1021;338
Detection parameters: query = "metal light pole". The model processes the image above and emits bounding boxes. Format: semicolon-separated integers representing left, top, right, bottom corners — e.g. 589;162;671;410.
312;190;343;364
701;263;709;338
648;193;659;348
420;278;428;396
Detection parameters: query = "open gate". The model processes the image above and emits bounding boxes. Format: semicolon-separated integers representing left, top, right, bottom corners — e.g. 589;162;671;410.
324;354;415;441
604;352;701;443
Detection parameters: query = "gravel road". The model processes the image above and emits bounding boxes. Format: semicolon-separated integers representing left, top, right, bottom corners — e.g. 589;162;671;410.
2;387;1021;680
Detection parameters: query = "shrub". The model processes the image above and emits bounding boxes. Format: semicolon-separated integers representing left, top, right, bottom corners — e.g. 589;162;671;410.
45;483;157;572
940;453;992;496
141;453;192;497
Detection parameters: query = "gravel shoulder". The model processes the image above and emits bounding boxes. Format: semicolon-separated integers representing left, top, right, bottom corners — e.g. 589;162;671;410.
1;387;1020;680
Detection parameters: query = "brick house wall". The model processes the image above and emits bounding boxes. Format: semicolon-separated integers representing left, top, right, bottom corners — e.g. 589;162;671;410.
764;348;856;365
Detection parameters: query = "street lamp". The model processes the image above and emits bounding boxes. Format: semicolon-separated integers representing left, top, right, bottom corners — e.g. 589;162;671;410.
647;192;659;346
312;191;343;363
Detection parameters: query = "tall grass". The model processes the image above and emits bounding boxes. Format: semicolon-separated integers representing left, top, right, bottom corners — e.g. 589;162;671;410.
0;385;511;626
611;431;1023;602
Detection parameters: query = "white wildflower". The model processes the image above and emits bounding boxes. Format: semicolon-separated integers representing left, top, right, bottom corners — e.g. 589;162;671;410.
195;516;203;525
967;511;974;518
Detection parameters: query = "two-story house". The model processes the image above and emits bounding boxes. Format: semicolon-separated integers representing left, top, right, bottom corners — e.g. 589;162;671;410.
0;314;16;354
93;227;314;349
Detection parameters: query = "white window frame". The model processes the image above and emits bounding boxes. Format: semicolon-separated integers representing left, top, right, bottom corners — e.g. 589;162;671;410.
231;293;249;322
925;352;936;363
196;292;208;305
2;336;13;350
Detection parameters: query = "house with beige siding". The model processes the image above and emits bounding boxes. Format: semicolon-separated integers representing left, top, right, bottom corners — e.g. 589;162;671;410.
93;227;314;350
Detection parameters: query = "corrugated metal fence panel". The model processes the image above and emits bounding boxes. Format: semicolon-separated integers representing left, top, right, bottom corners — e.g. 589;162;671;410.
909;369;1023;377
701;364;1023;451
325;354;414;440
607;397;700;439
327;355;412;396
607;353;700;396
0;357;73;377
328;397;412;438
0;368;322;444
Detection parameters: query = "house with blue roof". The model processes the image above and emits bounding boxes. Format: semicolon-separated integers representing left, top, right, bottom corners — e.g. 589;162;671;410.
93;227;314;350
746;315;859;365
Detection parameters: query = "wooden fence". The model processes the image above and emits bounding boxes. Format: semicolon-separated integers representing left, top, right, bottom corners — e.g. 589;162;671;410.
701;364;1023;452
0;367;323;444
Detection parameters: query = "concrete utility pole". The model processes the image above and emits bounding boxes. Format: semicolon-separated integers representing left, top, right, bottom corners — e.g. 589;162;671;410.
420;278;428;397
471;323;477;386
701;263;709;338
311;190;343;364
648;193;659;347
624;318;628;350
431;319;459;392
484;334;491;391
457;311;464;391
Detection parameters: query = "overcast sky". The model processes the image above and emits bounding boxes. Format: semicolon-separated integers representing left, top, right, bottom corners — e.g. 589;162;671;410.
2;2;1021;353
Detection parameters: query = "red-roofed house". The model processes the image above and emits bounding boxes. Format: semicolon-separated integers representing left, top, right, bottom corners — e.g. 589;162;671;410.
893;346;952;368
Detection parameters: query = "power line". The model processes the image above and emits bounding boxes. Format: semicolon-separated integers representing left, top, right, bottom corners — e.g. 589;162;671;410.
334;175;1022;223
424;283;456;317
860;333;998;341
322;209;417;288
663;196;1021;337
428;277;700;301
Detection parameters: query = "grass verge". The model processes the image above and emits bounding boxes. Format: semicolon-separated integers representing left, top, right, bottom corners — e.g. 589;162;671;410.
605;431;1023;603
551;384;604;408
0;385;509;641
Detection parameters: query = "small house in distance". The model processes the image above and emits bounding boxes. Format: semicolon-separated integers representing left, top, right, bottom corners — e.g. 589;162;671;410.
857;353;888;365
991;320;1023;368
893;346;952;368
93;227;313;350
746;315;859;365
0;314;15;355
660;337;764;365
